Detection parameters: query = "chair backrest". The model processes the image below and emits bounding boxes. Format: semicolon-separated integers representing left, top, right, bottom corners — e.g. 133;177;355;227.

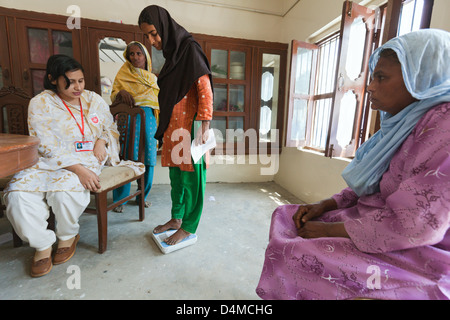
0;86;31;135
110;102;146;163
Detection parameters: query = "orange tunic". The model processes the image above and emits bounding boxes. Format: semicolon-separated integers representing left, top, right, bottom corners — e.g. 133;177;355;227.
160;74;213;171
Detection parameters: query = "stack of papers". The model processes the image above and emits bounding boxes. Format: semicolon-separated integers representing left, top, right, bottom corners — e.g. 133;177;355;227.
191;128;216;163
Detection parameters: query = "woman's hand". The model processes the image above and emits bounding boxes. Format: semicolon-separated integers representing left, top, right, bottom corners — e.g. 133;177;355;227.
194;120;210;145
292;198;337;229
93;139;107;164
293;198;349;239
65;164;101;192
297;221;349;239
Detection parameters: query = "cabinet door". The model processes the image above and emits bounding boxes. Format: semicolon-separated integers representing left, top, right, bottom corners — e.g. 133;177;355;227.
0;16;12;88
206;43;252;145
16;19;81;97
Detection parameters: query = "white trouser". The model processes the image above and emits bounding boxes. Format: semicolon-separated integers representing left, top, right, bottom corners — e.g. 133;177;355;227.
5;191;90;251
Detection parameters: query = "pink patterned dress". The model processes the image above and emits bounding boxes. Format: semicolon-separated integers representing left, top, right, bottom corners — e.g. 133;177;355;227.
256;103;450;300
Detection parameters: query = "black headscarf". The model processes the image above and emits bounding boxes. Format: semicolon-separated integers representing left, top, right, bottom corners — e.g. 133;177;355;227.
138;5;213;146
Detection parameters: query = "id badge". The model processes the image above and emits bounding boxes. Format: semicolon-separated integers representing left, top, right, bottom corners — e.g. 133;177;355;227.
75;141;94;152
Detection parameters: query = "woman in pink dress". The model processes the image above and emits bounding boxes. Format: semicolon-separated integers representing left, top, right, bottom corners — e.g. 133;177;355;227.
256;29;450;300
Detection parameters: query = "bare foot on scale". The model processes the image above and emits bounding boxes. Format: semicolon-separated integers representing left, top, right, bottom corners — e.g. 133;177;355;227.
164;228;191;246
153;218;182;234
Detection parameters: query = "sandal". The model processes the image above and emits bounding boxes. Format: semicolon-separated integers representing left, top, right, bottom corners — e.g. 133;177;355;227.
113;205;124;213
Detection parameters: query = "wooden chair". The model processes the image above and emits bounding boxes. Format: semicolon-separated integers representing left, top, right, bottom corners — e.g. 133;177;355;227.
6;98;146;253
0;86;30;135
0;86;31;219
84;102;146;253
0;86;56;247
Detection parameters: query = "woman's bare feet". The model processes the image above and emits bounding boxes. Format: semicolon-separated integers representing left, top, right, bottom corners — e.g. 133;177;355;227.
164;228;191;246
153;218;182;234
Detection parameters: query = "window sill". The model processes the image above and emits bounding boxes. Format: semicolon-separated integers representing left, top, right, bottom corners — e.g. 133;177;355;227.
295;146;352;163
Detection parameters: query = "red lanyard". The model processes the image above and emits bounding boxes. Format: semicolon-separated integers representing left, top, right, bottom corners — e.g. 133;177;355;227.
59;96;85;141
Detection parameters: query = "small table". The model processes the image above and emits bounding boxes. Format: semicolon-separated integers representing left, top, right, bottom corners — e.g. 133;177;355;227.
0;133;40;178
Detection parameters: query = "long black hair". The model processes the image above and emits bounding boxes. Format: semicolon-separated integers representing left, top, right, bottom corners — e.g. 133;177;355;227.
44;54;84;93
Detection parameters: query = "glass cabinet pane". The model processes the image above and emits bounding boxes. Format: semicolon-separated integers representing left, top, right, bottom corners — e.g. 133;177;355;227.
211;49;227;79
53;31;73;57
31;70;45;96
230;51;245;80
213;84;227;111
211;116;226;143
229;85;244;112
28;28;49;64
228;117;244;142
229;116;244;130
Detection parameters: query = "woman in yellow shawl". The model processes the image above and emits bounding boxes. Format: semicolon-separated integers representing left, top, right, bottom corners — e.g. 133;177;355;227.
110;41;159;212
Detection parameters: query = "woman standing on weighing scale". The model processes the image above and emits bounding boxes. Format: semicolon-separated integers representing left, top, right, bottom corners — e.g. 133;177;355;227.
138;5;214;245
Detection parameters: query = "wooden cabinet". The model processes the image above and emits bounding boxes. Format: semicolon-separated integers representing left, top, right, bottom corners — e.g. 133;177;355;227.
0;6;142;97
198;34;287;154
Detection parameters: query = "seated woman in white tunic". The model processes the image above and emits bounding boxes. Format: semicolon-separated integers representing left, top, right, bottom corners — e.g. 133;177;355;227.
4;54;144;277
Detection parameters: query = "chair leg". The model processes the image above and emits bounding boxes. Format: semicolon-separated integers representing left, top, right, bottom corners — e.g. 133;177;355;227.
12;229;23;247
48;209;55;231
138;176;145;222
95;193;108;254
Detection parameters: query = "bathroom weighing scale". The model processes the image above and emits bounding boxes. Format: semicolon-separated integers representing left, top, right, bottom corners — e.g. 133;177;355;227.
151;230;197;254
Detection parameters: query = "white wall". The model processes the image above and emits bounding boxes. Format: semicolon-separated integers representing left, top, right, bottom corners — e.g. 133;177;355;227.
2;0;449;198
430;0;450;31
0;0;284;42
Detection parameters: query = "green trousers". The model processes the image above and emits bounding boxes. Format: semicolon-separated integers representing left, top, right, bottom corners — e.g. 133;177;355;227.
169;158;206;234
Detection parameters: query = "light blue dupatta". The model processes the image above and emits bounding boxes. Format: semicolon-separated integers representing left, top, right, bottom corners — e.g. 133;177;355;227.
341;29;450;196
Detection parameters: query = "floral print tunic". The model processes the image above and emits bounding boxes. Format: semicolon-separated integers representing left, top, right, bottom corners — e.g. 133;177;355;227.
5;90;144;193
